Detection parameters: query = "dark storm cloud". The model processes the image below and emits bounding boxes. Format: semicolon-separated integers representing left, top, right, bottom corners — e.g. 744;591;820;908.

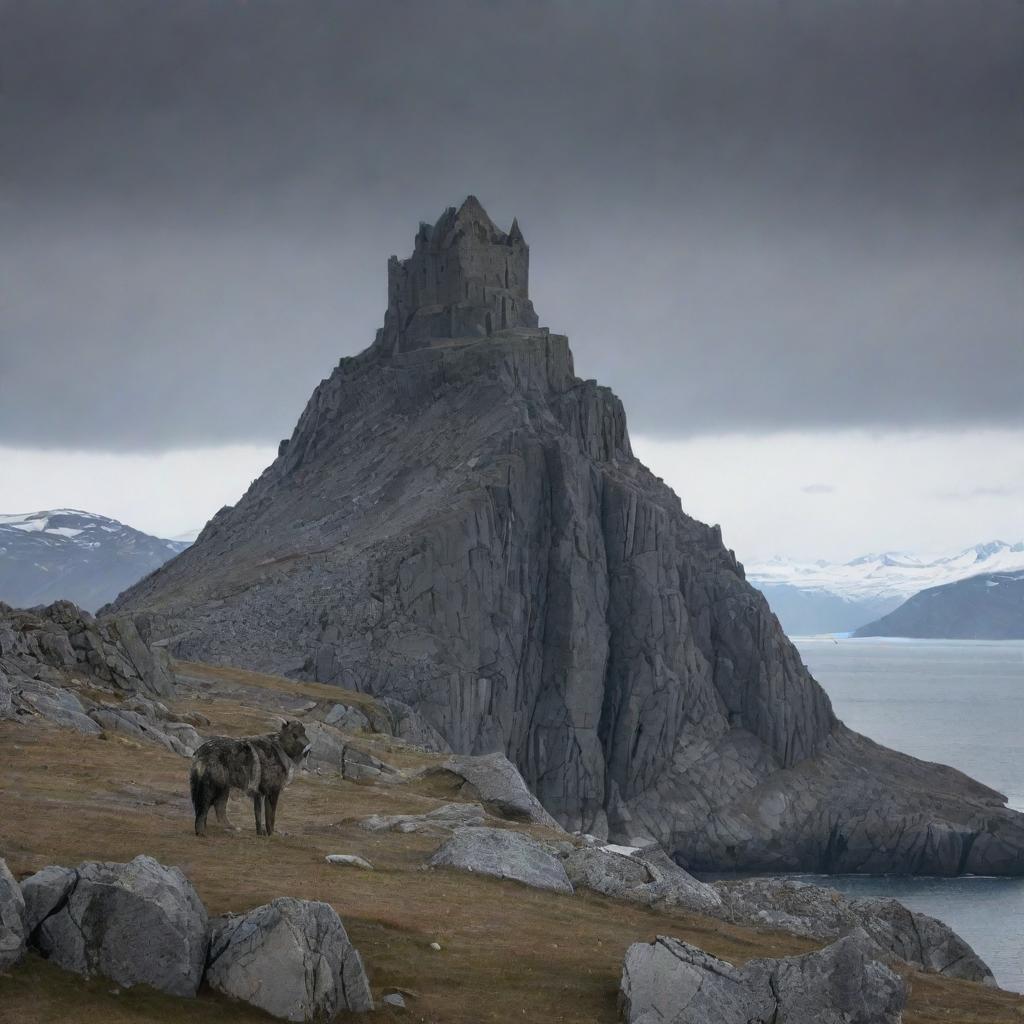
2;0;1022;451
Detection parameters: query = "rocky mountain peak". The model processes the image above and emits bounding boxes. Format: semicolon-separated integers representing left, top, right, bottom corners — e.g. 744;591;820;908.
374;196;539;357
108;198;1024;877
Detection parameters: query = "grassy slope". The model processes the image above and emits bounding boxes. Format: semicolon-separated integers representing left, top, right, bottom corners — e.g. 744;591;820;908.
0;662;1021;1024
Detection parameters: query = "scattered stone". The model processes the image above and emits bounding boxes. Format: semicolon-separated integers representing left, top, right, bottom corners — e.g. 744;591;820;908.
325;854;374;870
620;932;905;1024
429;827;573;894
713;876;994;984
0;858;27;971
430;753;562;830
429;942;442;952
34;855;208;997
564;845;721;912
206;897;373;1020
382;991;407;1009
359;802;487;836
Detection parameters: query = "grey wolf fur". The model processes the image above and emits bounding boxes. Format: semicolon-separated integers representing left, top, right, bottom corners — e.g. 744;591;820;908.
190;720;310;836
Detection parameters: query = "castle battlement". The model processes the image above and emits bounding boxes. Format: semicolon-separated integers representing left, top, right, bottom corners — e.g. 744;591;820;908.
373;196;539;355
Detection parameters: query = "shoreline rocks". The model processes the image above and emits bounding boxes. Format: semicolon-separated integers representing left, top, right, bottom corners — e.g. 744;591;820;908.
712;875;995;984
620;932;906;1024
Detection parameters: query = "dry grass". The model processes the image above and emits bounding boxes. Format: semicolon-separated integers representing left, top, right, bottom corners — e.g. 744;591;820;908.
2;664;1023;1024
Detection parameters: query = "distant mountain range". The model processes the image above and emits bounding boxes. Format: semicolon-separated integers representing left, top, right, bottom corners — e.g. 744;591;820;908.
0;509;191;613
747;541;1024;636
855;568;1024;640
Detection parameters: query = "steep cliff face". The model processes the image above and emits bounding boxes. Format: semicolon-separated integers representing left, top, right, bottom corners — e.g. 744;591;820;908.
109;198;1024;875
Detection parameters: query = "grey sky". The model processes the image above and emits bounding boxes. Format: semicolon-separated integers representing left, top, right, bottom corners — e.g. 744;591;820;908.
2;0;1023;452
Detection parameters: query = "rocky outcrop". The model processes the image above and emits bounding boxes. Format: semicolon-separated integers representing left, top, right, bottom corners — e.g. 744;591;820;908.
206;897;373;1020
107;197;1024;876
428;752;563;830
0;859;27;971
563;845;721;913
429;826;574;894
713;876;994;984
0;600;174;698
619;932;905;1024
304;721;402;781
31;855;208;997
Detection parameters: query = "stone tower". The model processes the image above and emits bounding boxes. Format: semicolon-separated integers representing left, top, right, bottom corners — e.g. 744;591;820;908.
373;195;540;356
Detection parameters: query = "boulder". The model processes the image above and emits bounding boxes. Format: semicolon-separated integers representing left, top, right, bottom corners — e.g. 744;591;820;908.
432;753;562;829
8;678;101;735
206;897;373;1020
376;697;451;753
87;706;196;756
0;858;27;971
322;702;372;733
20;864;77;934
713;877;994;984
429;827;573;894
33;855;208;997
620;932;905;1024
304;721;401;781
359;802;488;835
564;845;721;913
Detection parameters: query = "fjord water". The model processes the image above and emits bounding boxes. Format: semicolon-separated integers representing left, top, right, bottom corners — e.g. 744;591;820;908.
795;637;1024;991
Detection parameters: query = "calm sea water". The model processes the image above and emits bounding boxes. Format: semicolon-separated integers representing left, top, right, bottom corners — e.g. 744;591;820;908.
794;637;1024;992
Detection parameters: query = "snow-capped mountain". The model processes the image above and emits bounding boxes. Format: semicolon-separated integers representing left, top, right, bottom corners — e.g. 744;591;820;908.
746;540;1024;636
0;509;191;613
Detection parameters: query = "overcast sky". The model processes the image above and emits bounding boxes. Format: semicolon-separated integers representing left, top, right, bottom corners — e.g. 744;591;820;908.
2;1;1022;560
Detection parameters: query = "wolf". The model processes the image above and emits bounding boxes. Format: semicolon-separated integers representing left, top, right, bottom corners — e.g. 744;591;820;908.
189;720;311;837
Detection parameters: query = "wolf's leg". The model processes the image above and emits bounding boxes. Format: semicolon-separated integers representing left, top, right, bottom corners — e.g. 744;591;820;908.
192;770;215;837
214;791;234;829
265;789;280;835
253;793;266;836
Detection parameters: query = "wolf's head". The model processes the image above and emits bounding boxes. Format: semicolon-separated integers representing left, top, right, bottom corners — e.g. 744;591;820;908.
278;720;311;761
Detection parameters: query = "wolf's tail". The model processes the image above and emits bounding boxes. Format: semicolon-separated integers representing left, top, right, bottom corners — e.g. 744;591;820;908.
190;757;214;835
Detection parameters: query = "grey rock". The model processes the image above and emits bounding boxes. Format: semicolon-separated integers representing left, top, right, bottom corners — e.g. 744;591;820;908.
87;706;195;756
620;932;905;1024
382;991;406;1009
304;721;400;781
376;697;451;753
0;858;27;971
714;876;994;984
34;855;207;996
428;826;573;894
325;854;374;870
322;702;372;733
359;802;488;835
106;198;1024;877
434;752;562;830
10;678;101;735
20;864;77;934
564;845;721;913
206;897;373;1019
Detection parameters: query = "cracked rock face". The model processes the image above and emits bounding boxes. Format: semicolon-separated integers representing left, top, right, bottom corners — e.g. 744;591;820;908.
713;876;994;984
206;897;373;1020
107;197;1024;876
429;826;574;894
32;855;208;997
620;932;905;1024
0;858;27;971
563;846;721;914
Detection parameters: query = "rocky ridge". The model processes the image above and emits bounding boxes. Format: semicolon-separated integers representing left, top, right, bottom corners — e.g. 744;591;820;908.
108;196;1024;876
